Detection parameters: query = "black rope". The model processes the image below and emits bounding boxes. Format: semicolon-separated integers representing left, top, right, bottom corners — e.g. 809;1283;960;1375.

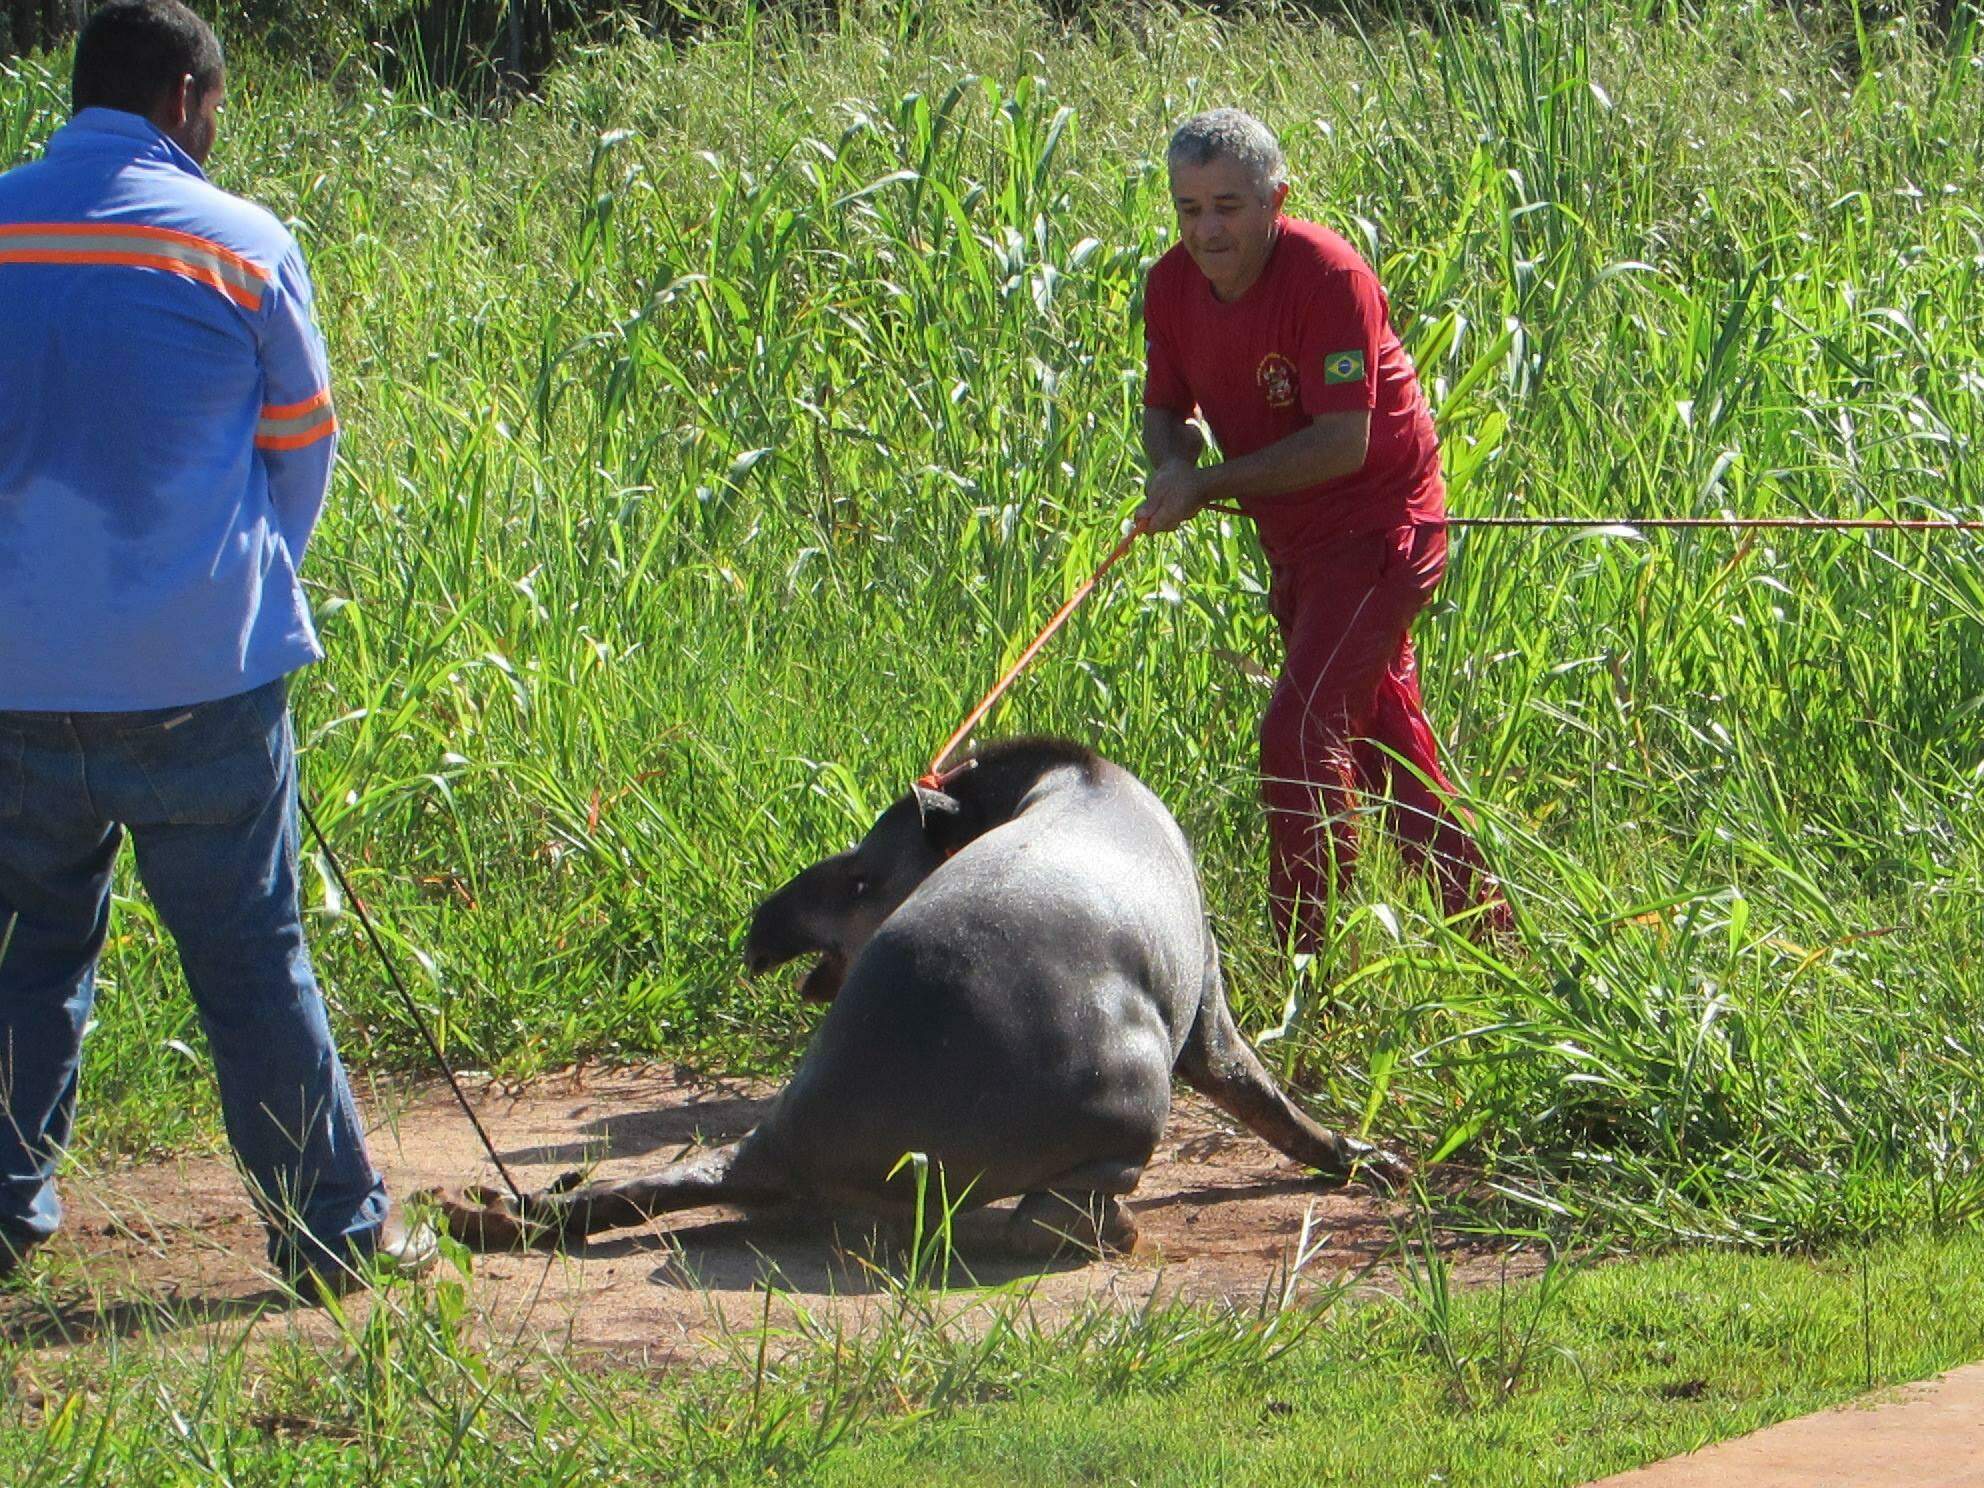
1445;516;1984;532
298;793;526;1209
1201;502;1984;532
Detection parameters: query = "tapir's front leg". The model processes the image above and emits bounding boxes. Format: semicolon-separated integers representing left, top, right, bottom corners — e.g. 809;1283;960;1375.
426;1137;791;1251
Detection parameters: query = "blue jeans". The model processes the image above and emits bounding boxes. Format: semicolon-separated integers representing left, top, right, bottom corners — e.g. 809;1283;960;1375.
0;678;388;1275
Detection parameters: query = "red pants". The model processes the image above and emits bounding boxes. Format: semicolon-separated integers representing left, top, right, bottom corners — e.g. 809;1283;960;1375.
1260;523;1494;947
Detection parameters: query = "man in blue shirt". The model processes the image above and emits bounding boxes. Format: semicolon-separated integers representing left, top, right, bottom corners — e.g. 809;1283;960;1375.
0;0;432;1292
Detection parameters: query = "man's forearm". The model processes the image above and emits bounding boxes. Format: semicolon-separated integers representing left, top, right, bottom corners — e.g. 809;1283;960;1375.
1142;408;1207;470
1196;411;1370;504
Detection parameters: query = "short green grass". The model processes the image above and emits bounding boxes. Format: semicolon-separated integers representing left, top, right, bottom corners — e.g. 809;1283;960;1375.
5;1226;1984;1484
814;1233;1984;1487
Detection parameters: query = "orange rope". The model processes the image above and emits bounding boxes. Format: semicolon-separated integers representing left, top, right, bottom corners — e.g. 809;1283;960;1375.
919;520;1147;789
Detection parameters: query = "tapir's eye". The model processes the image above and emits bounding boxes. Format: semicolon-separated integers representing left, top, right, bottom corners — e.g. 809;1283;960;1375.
850;875;871;898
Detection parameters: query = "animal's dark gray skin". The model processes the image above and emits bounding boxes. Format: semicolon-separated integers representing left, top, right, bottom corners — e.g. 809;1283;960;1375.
434;739;1408;1257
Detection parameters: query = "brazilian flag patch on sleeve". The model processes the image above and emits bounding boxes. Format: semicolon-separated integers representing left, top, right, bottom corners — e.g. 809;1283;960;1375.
1324;349;1367;384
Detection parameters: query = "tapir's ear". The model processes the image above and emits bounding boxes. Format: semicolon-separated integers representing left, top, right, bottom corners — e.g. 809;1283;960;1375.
913;758;978;853
911;784;961;824
914;784;981;859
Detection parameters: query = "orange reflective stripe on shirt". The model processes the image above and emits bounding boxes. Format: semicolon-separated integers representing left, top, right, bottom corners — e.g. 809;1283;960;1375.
0;222;270;311
255;388;336;451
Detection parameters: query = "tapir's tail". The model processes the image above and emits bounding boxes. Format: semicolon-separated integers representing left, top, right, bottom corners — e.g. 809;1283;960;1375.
1176;960;1410;1190
429;1134;790;1251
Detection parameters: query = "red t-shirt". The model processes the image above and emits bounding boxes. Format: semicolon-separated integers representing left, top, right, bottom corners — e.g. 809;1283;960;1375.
1142;216;1444;562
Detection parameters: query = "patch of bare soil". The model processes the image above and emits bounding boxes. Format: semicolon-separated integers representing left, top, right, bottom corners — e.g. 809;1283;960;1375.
0;1067;1524;1369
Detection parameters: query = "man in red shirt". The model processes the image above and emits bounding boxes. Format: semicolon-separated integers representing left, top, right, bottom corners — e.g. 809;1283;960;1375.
1140;108;1505;948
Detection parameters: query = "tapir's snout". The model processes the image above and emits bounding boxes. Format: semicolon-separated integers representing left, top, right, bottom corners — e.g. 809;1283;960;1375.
742;872;837;993
741;908;811;978
743;811;948;1003
738;884;845;1003
743;912;846;1002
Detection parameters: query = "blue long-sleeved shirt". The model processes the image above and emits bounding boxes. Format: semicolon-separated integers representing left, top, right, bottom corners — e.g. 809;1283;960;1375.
0;108;337;710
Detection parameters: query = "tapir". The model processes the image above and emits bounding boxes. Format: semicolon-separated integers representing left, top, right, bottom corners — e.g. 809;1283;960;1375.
432;738;1407;1256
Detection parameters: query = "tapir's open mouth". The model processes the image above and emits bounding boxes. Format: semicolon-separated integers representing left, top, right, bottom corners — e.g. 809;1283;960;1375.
798;951;846;1003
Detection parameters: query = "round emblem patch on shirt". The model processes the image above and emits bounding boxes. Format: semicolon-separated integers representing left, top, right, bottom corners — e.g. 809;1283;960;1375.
1256;353;1298;410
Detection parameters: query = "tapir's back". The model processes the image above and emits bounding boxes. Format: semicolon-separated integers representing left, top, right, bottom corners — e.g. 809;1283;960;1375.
760;760;1214;1204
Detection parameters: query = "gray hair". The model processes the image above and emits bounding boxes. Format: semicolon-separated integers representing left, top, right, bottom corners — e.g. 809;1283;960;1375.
1166;109;1286;199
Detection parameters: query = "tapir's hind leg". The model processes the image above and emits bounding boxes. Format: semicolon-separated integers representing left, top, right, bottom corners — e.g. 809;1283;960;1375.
428;1135;792;1251
1176;944;1410;1190
548;1138;795;1239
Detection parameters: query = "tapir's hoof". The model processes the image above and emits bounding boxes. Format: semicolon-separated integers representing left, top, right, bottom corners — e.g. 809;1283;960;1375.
1097;1201;1141;1257
1006;1192;1139;1260
416;1185;563;1252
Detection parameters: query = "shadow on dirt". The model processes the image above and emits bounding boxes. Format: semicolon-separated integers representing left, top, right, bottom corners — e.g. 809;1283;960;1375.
496;1090;772;1169
1;1286;300;1349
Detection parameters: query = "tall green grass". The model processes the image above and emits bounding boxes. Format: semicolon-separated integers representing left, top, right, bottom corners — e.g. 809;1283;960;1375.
3;0;1981;1244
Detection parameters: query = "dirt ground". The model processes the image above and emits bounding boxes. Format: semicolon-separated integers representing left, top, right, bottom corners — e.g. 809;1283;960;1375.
0;1066;1525;1369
